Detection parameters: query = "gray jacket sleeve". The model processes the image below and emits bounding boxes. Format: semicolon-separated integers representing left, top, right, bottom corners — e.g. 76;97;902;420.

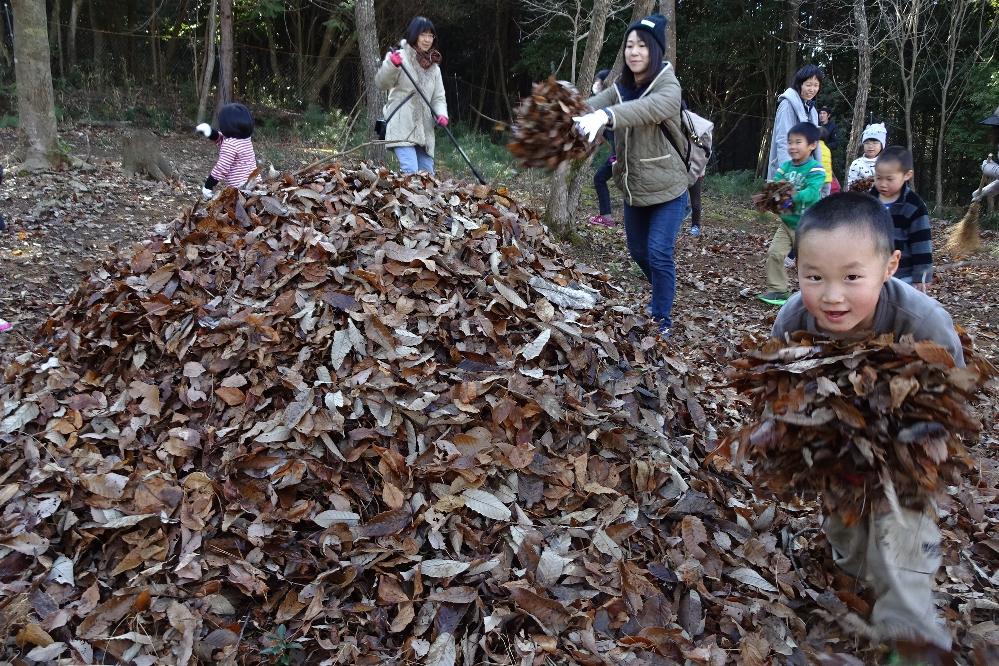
586;86;619;113
922;307;965;367
770;100;794;176
431;67;448;118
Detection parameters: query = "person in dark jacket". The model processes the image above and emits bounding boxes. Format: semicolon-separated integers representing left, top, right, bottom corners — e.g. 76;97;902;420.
819;106;839;151
589;69;617;227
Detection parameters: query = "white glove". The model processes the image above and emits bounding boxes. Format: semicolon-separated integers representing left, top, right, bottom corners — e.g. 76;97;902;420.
201;186;214;199
195;123;212;137
573;110;609;142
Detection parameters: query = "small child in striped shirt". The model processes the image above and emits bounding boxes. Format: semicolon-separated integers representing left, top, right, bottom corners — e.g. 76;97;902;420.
195;103;257;198
871;146;933;292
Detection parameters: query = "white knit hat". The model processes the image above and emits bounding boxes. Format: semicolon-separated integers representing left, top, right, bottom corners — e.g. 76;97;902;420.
861;123;887;148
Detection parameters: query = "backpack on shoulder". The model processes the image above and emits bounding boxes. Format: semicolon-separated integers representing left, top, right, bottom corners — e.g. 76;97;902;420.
661;104;714;186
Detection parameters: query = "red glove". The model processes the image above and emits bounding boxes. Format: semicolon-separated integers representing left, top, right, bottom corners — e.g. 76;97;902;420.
436;115;449;127
389;51;402;67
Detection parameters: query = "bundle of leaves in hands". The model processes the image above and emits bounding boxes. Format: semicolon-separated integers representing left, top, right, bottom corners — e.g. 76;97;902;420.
717;332;992;525
508;77;595;169
751;181;795;214
848;175;876;193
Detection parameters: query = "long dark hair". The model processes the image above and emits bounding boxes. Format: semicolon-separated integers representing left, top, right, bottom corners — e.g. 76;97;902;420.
406;16;436;47
619;30;665;90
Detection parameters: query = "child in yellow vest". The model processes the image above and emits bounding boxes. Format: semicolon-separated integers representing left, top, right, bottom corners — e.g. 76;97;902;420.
819;126;839;196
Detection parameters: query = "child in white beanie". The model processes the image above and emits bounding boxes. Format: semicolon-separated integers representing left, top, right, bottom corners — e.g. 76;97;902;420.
847;122;887;188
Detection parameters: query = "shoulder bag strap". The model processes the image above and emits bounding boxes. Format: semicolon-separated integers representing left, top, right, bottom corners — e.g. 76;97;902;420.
385;91;416;123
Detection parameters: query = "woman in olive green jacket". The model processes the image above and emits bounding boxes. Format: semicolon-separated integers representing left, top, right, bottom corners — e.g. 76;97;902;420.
574;15;689;334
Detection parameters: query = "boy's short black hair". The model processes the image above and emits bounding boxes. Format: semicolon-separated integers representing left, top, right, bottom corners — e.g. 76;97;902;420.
406;16;436;46
795;192;895;258
876;145;914;171
788;121;820;145
792;64;825;93
819;105;831;114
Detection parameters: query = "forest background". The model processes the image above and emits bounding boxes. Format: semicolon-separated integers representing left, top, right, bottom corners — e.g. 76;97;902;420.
1;0;998;216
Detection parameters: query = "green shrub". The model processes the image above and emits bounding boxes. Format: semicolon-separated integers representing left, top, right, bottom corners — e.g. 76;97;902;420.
706;169;764;201
0;115;18;129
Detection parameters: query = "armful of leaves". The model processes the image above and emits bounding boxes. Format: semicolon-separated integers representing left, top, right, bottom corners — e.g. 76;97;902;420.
711;330;996;524
751;181;795;214
508;77;595;170
848;175;875;193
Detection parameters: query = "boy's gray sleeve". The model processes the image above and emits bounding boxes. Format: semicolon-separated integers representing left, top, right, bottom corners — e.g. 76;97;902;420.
924;307;965;367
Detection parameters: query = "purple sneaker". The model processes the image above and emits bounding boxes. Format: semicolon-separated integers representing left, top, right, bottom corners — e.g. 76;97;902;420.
588;214;615;227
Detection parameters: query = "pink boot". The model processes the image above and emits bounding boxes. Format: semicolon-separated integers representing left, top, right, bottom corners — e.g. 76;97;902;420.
0;319;12;333
588;214;615;227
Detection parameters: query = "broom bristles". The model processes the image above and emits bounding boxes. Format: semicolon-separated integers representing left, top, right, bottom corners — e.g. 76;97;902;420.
943;201;983;257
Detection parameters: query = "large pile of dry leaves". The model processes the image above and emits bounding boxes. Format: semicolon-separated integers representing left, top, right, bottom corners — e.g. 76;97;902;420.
1;162;995;665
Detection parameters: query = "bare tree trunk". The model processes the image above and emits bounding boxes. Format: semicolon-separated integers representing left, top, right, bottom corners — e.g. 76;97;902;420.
661;0;676;64
67;0;81;69
846;0;871;175
214;0;233;116
544;0;613;239
88;0;103;68
150;0;159;83
495;0;513;120
11;0;62;170
196;0;217;124
294;0;305;100
49;0;63;79
784;0;800;86
354;0;385;161
265;26;279;77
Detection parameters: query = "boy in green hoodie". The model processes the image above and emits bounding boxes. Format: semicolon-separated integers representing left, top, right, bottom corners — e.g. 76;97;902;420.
757;122;826;305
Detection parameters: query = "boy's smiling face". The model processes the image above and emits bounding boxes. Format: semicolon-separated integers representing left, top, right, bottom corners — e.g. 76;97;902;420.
787;133;817;164
797;227;900;334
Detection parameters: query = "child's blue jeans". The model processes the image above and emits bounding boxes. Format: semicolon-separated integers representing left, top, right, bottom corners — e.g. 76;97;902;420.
394;145;434;174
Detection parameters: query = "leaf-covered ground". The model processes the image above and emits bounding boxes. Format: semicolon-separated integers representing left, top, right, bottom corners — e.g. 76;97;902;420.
0;129;997;664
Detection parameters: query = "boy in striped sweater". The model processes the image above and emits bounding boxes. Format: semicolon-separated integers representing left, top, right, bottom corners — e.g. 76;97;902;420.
870;146;933;291
757;122;826;306
195;103;257;198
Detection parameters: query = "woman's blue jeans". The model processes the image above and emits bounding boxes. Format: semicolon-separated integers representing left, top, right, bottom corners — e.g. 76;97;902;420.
623;191;689;330
395;145;435;174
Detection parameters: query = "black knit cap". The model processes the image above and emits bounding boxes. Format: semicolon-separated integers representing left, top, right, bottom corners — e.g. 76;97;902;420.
218;103;254;139
626;14;668;53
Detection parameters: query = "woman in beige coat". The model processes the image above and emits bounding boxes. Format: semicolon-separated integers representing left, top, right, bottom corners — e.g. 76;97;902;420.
375;16;449;175
573;14;688;335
